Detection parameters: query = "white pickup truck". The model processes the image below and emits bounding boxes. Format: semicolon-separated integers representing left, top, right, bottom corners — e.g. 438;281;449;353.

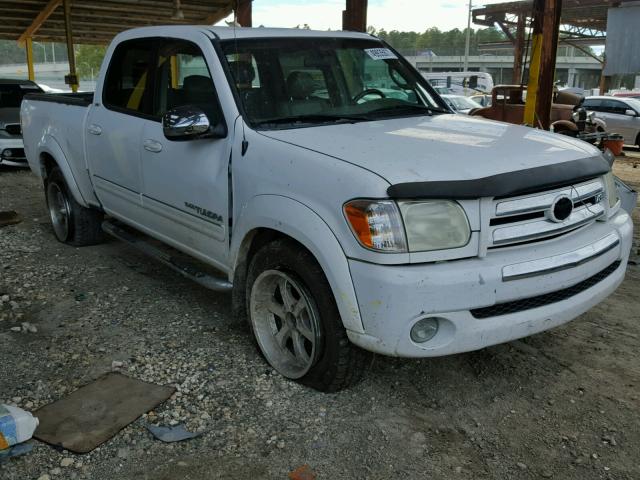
21;26;634;391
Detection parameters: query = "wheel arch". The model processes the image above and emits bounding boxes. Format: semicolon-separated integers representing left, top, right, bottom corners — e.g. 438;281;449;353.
37;138;88;207
230;195;364;334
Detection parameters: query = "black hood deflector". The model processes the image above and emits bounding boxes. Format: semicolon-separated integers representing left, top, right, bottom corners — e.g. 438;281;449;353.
387;156;611;200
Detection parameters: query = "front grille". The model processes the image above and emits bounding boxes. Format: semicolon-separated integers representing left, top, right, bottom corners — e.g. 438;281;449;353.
470;260;620;319
4;123;21;135
1;148;26;161
488;178;606;248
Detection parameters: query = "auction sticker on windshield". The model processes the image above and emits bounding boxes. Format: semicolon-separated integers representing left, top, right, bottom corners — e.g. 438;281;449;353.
365;48;397;60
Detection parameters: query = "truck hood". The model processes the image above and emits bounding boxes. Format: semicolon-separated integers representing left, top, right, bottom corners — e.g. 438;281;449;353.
259;114;604;190
0;108;20;129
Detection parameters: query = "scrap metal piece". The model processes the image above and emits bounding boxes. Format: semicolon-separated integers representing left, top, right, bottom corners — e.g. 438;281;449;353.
146;424;201;443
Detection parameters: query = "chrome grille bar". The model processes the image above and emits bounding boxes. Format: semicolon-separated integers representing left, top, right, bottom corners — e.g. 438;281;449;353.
492;203;605;245
495;179;603;217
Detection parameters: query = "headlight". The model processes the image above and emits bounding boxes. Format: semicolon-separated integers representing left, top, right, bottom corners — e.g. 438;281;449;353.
398;200;471;252
603;172;620;210
343;200;407;253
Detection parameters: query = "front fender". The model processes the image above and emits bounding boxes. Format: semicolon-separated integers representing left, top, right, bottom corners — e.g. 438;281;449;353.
231;194;364;334
37;135;89;207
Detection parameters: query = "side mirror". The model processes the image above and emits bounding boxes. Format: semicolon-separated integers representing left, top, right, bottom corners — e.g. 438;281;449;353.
625;109;637;117
162;105;226;141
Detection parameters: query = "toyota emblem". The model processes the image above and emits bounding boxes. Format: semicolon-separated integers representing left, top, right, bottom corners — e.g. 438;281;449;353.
549;195;573;223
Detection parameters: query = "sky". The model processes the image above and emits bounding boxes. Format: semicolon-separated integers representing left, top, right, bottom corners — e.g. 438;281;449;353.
217;0;510;32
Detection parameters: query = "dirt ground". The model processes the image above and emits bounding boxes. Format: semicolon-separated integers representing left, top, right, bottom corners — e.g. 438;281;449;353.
1;150;640;480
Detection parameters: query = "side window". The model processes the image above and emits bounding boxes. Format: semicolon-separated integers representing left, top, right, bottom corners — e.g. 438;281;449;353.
155;40;221;124
103;39;155;115
583;99;602;111
600;99;626;114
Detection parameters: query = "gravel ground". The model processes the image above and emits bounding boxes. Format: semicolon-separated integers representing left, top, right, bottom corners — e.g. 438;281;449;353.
1;151;640;480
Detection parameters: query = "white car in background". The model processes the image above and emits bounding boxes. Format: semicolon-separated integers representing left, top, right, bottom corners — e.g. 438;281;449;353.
583;96;640;147
0;79;43;167
441;94;482;114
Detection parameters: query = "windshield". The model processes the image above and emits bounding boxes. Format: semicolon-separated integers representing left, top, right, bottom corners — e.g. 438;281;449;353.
0;83;41;108
220;37;448;128
626;98;640;112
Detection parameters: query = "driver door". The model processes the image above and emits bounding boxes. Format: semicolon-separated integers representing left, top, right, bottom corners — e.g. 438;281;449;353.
139;37;232;269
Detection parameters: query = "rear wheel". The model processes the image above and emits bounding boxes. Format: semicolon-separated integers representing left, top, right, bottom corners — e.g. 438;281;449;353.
246;239;369;392
45;167;104;246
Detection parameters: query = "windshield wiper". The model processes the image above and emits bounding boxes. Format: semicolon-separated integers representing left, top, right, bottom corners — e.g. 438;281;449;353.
254;114;368;127
367;104;450;116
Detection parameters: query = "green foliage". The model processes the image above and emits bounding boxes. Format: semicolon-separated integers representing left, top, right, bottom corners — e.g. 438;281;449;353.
76;44;107;79
369;26;508;56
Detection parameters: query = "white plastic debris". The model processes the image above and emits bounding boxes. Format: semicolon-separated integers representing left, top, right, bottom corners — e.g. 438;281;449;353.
0;404;39;450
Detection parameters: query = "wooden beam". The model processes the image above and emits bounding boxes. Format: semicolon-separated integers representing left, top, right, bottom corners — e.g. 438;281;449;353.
496;20;515;43
523;0;544;126
236;0;252;27
17;0;61;45
343;0;368;32
512;13;526;83
205;5;233;24
25;37;35;81
535;0;563;130
63;0;78;92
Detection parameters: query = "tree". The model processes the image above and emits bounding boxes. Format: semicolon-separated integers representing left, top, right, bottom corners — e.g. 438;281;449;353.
76;44;107;80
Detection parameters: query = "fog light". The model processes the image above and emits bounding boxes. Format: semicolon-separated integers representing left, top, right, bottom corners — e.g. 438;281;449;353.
410;317;440;343
2;149;12;158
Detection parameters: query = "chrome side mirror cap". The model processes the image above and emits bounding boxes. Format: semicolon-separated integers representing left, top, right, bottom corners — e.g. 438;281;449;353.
162;105;226;140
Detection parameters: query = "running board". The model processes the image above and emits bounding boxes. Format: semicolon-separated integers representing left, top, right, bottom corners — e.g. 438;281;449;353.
102;220;233;292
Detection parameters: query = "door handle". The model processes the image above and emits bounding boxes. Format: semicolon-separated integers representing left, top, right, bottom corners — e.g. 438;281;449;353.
143;139;163;153
87;124;102;135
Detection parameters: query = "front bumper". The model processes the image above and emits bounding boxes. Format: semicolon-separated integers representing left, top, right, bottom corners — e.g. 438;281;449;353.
0;138;28;167
346;210;633;357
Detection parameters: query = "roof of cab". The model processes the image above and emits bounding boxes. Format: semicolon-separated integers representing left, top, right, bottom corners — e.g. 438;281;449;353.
206;26;374;40
114;25;374;42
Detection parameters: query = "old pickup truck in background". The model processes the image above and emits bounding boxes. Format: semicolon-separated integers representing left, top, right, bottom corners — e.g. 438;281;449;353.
21;26;634;391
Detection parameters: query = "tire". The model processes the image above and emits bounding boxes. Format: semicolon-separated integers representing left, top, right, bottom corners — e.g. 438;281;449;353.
45;166;104;246
246;238;369;392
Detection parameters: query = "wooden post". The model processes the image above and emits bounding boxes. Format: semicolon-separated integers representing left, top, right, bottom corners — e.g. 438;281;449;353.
25;37;35;81
513;13;525;84
62;0;78;92
523;0;544;126
237;0;252;27
342;0;368;32
535;0;562;130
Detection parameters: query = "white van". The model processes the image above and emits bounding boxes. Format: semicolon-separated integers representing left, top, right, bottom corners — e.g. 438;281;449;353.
422;71;494;96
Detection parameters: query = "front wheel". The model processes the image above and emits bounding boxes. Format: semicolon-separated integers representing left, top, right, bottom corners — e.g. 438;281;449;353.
246;239;369;392
45;167;104;246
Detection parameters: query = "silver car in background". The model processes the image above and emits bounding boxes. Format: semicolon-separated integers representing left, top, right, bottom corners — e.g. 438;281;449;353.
0;79;43;167
583;96;640;147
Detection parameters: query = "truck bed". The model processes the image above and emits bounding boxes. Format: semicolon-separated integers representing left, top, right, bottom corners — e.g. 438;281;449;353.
24;92;94;107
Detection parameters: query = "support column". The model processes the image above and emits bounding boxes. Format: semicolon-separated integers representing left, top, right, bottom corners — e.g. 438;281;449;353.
63;0;78;92
342;0;368;32
25;37;35;81
523;0;544;126
513;13;525;84
237;0;252;27
535;0;562;130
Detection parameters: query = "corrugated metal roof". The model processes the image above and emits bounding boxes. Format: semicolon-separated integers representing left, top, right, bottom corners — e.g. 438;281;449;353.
603;3;640;74
0;0;234;44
